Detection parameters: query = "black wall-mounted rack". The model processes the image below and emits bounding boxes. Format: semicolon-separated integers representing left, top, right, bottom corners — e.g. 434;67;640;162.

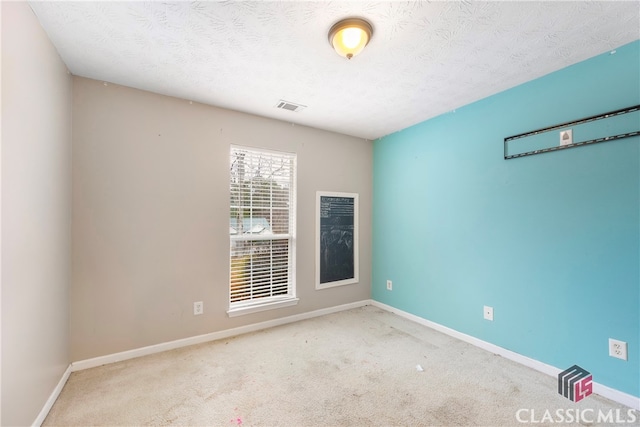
504;105;640;159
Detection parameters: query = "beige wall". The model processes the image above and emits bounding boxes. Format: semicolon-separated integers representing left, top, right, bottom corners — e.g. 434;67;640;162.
1;2;72;426
72;77;372;361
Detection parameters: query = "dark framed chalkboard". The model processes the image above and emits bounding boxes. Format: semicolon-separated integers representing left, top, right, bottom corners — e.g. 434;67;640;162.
316;191;359;290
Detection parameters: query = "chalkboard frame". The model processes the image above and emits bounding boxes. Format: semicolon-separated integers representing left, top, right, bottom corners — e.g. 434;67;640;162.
315;191;359;290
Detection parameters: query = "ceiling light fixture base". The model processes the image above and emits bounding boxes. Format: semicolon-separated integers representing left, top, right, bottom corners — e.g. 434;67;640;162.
328;18;373;60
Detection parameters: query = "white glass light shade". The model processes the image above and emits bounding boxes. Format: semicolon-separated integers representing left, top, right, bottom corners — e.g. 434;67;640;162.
328;18;373;60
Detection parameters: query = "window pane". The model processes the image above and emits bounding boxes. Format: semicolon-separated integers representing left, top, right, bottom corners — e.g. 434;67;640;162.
230;239;290;303
229;147;295;306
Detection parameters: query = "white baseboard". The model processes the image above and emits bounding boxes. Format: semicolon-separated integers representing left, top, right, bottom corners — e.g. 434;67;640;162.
370;300;640;411
32;364;71;427
72;299;370;372
592;382;640;411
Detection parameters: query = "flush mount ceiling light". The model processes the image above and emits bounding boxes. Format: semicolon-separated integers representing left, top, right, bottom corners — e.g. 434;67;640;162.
328;18;373;60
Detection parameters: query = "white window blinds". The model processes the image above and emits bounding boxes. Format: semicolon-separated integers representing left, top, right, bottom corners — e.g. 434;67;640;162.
229;146;296;309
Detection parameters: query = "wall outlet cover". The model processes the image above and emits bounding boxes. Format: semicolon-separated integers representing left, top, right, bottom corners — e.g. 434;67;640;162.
194;301;204;316
483;305;494;321
609;338;628;361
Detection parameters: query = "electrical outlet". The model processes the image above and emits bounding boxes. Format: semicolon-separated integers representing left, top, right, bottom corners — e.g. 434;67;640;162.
483;306;494;321
609;338;628;361
193;301;203;316
386;280;392;291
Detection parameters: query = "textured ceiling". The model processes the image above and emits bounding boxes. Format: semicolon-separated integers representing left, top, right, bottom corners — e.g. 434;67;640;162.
29;1;640;140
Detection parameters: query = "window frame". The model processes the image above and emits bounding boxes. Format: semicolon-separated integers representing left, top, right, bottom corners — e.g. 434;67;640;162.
227;145;298;317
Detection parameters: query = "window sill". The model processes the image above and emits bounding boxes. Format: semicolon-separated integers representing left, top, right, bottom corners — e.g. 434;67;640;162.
227;297;299;317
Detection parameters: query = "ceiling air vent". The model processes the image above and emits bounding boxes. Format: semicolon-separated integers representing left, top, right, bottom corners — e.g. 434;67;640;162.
276;100;306;112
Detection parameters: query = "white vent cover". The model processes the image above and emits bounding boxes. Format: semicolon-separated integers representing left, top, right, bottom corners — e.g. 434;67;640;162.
276;100;306;112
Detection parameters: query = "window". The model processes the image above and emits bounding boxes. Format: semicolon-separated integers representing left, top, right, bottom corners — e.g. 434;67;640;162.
228;146;297;316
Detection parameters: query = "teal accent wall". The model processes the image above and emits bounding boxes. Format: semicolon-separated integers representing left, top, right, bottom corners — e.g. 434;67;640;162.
373;40;640;397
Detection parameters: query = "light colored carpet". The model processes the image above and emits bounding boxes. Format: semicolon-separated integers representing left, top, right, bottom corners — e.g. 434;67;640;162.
44;306;637;426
